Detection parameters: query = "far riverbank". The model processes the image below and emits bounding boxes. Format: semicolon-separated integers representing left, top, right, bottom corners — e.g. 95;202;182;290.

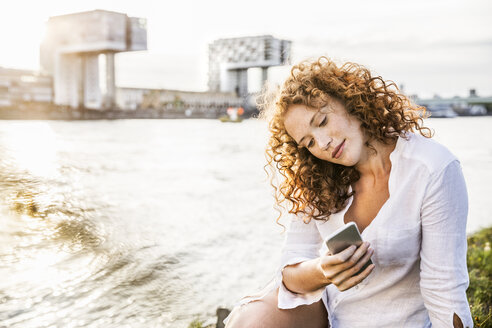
0;105;230;120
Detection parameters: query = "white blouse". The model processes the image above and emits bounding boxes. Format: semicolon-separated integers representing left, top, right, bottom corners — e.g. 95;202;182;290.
232;132;473;328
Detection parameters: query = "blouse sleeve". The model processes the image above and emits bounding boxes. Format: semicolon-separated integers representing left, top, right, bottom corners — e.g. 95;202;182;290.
276;213;325;309
419;160;473;328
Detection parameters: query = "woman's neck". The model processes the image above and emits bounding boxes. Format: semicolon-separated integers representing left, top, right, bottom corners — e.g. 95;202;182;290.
355;140;397;181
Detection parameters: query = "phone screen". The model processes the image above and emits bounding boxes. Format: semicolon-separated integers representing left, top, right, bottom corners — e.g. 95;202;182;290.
325;222;373;275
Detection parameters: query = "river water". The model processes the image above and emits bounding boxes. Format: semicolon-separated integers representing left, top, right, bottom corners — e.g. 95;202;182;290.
0;117;490;327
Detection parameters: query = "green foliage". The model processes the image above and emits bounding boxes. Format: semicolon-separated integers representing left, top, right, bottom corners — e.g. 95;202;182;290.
467;227;492;327
187;319;205;328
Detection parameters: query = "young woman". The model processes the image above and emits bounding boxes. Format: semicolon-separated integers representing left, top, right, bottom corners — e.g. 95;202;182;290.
225;57;472;328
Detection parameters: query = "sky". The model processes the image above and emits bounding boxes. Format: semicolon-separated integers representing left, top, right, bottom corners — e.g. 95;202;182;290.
0;0;491;98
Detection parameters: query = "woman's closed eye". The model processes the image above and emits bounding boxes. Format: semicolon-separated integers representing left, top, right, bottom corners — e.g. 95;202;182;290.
319;116;327;127
307;139;315;148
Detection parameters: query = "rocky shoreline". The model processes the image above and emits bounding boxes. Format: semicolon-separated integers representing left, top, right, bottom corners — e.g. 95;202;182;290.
188;308;230;328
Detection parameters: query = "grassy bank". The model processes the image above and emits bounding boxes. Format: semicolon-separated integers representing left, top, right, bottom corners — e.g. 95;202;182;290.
467;226;492;327
189;226;492;328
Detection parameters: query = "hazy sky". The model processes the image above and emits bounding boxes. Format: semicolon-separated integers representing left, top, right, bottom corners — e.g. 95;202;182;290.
1;0;491;98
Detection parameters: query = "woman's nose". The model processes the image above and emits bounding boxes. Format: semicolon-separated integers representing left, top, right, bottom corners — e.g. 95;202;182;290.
313;131;332;151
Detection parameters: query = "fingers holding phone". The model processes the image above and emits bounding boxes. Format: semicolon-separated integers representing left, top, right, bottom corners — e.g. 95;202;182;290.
320;222;376;291
318;242;374;291
330;243;375;291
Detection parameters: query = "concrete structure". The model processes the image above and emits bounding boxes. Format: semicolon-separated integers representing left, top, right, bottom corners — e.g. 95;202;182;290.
208;35;291;97
40;10;147;109
0;67;52;107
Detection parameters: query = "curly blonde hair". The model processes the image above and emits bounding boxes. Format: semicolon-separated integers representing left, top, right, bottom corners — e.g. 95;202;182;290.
260;57;432;224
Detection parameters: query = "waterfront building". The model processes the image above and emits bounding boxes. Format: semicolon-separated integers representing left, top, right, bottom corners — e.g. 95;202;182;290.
208;35;291;97
40;10;147;109
116;87;241;116
0;67;52;108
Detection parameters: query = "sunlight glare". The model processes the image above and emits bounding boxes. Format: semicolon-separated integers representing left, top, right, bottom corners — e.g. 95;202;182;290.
3;122;59;178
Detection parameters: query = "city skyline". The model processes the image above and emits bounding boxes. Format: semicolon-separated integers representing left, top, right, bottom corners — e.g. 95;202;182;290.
1;0;491;98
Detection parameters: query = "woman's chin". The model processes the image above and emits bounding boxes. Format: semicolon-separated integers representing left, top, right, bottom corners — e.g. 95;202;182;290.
317;156;355;167
336;156;358;167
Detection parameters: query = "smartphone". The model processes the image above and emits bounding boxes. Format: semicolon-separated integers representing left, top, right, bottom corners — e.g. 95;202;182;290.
325;222;373;276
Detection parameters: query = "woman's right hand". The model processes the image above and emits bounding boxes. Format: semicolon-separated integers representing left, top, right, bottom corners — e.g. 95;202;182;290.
317;242;375;291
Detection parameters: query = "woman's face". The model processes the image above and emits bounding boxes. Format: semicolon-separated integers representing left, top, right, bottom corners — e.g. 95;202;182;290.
283;98;367;166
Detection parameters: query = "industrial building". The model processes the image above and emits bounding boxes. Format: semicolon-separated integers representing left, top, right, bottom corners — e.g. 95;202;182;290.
33;9;281;116
0;67;52;108
208;35;291;97
0;10;296;118
116;87;241;114
5;9;488;119
40;9;147;109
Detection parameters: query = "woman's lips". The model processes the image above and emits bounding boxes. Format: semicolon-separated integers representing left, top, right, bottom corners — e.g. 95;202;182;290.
332;139;345;159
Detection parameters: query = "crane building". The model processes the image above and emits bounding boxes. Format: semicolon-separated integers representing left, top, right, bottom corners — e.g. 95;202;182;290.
208;35;291;97
40;10;147;109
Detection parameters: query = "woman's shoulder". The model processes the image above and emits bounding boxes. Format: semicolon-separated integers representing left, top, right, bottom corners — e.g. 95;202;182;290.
398;131;458;175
